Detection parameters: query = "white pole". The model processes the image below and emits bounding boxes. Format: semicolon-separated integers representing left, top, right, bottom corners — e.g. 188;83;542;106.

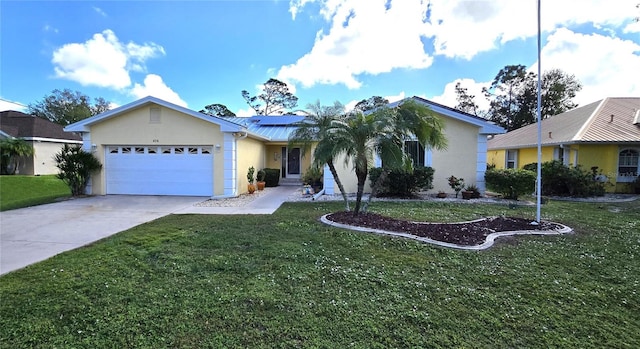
536;0;542;223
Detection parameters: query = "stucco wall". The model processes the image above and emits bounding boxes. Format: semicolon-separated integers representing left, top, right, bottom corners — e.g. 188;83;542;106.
88;104;225;195
487;144;627;193
430;118;480;194
33;141;81;175
236;137;266;194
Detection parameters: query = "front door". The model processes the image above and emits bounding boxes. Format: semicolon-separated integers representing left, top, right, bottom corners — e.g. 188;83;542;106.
286;147;301;178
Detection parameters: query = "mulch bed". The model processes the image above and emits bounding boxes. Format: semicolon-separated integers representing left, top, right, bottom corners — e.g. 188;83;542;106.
326;211;562;246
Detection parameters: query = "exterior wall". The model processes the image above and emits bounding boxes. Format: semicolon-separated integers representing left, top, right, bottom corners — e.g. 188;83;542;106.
236;137;266;194
88;104;225;195
32;141;81;175
431;118;480;194
327;153;371;194
488;144;629;193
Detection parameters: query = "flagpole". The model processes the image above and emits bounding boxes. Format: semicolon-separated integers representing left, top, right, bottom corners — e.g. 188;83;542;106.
536;0;542;223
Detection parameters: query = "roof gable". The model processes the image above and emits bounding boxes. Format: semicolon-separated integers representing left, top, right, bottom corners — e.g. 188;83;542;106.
487;97;640;150
64;96;246;133
0;110;82;141
389;96;506;135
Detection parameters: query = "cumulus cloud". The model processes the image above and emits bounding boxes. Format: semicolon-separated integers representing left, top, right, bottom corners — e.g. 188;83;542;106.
52;29;165;90
130;74;188;107
431;78;491;111
539;28;640;104
283;0;639;89
279;0;433;89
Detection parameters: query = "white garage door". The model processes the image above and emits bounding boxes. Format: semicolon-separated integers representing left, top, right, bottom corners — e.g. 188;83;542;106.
106;146;213;196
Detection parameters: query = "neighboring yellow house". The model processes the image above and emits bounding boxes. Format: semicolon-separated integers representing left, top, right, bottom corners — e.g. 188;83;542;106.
487;97;640;193
65;95;505;197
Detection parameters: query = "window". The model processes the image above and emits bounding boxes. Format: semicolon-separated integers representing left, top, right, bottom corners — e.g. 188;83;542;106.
121;147;131;154
161;147;172;154
148;147;157;154
201;147;211;154
108;146;119;154
618;149;639;181
506;150;518;169
135;147;145;154
174;147;184;154
404;141;425;167
188;147;198;155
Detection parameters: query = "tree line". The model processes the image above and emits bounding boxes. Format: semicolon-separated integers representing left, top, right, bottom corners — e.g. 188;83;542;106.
455;64;582;131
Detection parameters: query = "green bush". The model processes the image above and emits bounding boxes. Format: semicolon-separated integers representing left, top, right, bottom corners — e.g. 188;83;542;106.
54;144;102;196
523;161;606;197
369;166;434;197
263;168;280;187
485;168;536;200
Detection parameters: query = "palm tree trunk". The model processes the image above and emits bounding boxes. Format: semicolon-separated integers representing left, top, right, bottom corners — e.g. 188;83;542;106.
326;159;349;211
362;168;388;212
353;170;367;215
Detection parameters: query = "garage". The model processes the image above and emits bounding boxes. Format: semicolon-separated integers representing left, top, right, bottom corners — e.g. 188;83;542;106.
105;145;213;196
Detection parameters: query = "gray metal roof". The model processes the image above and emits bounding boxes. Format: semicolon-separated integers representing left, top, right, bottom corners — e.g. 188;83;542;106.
487;97;640;150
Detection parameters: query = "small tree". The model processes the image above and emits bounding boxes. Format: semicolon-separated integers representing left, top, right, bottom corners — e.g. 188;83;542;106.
54;144;102;196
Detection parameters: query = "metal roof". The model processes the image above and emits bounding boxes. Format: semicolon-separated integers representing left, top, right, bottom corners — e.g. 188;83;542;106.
487;97;640;150
225;116;306;142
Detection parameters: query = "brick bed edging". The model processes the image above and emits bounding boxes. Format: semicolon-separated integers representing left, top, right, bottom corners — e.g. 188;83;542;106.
319;214;573;251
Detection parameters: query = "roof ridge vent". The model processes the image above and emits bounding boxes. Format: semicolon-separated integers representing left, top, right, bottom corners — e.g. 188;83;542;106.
633;109;640;125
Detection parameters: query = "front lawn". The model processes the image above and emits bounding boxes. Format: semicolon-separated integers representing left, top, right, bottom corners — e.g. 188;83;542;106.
0;175;70;211
1;199;638;347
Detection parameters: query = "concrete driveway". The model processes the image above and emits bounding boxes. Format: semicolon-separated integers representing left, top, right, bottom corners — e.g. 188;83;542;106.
0;195;207;275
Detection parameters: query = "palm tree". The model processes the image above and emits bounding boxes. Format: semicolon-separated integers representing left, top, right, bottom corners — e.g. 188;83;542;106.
0;138;35;175
289;101;352;210
329;99;448;215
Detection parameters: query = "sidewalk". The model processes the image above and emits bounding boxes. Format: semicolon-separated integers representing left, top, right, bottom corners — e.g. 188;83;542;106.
173;185;300;214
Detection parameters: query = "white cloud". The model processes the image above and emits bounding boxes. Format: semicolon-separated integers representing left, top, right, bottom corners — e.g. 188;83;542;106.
235;107;256;117
431;78;490;111
0;98;27;112
93;6;107;17
52;29;164;89
539;28;640;104
279;0;434;89
283;0;639;89
130;74;187;107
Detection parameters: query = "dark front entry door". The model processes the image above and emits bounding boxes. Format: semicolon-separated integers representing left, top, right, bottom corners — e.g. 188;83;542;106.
287;147;301;177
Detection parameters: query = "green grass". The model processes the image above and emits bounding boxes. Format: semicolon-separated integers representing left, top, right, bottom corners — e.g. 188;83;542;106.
0;175;70;211
1;199;639;348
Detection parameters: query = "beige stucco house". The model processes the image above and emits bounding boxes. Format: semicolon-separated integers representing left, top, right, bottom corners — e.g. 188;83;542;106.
0;110;82;175
64;96;504;197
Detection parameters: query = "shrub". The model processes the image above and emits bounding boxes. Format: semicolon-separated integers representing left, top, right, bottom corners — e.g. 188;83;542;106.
369;166;434;197
523;161;606;197
263;168;280;187
447;175;465;198
54;144;102;196
485;168;536;200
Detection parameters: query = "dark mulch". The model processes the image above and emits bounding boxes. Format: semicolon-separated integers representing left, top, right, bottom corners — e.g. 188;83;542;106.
326;211;562;246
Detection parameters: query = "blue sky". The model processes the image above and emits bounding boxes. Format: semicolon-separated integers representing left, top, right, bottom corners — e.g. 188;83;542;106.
1;0;639;116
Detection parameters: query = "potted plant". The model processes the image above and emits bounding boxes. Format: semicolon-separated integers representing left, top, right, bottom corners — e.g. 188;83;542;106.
256;169;266;191
247;166;256;194
447;175;465;198
436;191;447;198
302;165;323;193
463;184;481;199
